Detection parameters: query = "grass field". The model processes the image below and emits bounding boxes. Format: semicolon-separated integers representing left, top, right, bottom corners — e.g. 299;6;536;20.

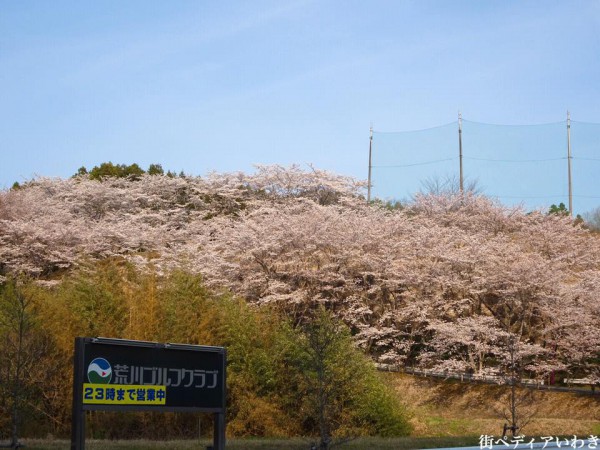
17;435;600;450
10;373;600;449
20;436;482;449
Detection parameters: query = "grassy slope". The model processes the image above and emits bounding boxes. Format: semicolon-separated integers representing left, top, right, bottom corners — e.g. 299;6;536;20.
18;374;599;449
385;373;600;437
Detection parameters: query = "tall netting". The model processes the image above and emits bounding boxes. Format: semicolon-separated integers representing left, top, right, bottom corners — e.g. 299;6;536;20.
461;120;566;209
370;119;600;215
571;121;600;214
371;122;458;203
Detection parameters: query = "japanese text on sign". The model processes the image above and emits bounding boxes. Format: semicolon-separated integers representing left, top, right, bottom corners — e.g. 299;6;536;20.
82;383;166;405
113;365;218;388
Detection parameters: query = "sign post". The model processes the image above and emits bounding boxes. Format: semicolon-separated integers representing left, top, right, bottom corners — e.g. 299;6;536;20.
71;337;227;450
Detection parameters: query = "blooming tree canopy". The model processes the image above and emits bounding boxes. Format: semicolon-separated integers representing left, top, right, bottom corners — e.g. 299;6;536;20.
1;165;598;379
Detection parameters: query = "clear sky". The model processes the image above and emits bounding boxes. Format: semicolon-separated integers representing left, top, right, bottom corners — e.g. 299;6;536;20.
2;1;599;213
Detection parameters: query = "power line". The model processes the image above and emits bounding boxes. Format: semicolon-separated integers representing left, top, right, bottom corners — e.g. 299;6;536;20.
489;194;567;199
573;194;600;199
372;157;457;168
573;157;600;162
373;156;596;164
373;121;458;134
482;194;600;200
464;156;565;163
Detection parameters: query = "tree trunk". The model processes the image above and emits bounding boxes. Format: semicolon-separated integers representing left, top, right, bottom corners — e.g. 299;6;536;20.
10;309;24;448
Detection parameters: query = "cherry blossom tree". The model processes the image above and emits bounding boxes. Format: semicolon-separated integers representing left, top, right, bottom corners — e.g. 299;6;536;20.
1;166;599;381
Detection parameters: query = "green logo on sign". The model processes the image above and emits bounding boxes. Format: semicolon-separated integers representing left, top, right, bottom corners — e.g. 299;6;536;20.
87;358;112;384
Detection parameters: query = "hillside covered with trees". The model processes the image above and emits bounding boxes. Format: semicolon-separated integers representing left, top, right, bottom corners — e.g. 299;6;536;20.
1;165;599;440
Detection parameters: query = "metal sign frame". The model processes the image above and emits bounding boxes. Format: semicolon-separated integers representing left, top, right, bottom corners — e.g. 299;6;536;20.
71;337;226;450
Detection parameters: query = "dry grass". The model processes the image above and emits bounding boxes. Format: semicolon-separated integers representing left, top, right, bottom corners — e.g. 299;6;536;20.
20;437;483;449
385;373;600;437
13;374;600;449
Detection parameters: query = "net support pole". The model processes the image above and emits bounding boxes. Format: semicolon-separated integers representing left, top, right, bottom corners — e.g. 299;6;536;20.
368;124;373;202
567;111;573;216
458;112;464;194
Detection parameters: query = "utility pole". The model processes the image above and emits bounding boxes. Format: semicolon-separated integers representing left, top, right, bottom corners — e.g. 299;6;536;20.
458;112;464;194
368;123;373;203
567;111;573;216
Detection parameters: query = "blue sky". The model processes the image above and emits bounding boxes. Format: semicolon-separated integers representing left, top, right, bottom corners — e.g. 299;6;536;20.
1;1;599;213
